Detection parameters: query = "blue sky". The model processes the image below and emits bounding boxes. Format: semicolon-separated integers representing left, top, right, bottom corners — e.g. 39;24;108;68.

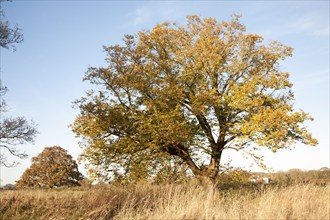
0;1;329;185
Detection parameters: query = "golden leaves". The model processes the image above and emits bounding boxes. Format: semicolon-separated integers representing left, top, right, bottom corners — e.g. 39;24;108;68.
16;146;83;188
72;15;317;181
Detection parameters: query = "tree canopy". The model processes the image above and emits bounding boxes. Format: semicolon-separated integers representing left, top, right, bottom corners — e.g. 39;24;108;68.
72;15;317;185
16;146;83;188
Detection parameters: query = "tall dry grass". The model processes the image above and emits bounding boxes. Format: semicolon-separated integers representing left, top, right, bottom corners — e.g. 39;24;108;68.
1;183;329;219
116;183;330;219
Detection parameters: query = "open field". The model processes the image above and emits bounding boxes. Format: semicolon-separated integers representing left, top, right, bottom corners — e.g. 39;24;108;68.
1;181;329;220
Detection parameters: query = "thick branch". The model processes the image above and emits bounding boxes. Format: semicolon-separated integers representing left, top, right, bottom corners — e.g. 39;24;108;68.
195;114;216;146
0;144;28;159
162;143;201;176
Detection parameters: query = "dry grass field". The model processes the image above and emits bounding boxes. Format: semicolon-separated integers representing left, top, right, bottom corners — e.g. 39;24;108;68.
1;181;329;220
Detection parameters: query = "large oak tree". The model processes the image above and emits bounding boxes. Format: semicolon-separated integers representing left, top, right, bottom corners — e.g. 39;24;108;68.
72;15;317;185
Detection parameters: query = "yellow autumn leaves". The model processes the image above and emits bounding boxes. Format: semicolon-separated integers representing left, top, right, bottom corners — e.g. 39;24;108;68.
71;15;317;183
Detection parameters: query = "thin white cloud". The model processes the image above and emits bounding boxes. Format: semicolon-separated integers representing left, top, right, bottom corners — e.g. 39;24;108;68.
128;2;187;27
290;15;329;37
293;70;329;87
131;6;152;25
259;12;329;39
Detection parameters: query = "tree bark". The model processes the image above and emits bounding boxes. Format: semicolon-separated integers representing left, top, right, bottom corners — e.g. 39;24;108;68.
196;147;223;188
165;143;223;188
196;173;216;188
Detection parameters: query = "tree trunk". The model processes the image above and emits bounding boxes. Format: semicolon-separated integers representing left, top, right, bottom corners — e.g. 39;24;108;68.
195;153;222;188
196;174;215;188
168;143;222;188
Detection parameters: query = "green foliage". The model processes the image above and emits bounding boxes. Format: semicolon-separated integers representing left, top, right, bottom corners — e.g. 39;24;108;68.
72;15;317;184
218;169;252;185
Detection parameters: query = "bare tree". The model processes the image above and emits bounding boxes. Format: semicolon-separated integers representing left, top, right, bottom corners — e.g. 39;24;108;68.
0;0;23;50
0;0;37;167
0;114;38;167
